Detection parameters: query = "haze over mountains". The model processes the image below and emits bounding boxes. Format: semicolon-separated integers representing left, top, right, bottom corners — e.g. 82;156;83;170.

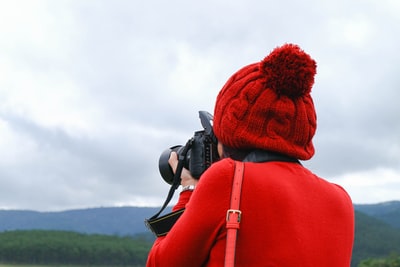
0;201;399;236
0;206;160;236
1;201;400;267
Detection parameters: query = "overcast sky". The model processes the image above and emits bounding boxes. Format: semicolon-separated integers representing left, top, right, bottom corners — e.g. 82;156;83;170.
0;0;399;211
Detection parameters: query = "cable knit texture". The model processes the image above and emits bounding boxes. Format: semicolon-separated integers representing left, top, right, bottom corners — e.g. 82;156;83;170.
213;44;317;160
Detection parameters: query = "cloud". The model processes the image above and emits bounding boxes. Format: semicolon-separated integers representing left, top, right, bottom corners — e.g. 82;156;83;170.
334;168;400;204
0;0;399;210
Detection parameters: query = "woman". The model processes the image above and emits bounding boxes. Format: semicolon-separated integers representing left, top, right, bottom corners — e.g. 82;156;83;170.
146;44;354;267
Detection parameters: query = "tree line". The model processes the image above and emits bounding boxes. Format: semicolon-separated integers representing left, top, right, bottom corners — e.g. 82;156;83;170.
1;224;399;267
0;230;152;266
351;211;400;267
358;253;400;267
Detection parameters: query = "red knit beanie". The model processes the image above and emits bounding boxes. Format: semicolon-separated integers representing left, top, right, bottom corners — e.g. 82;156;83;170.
213;44;317;160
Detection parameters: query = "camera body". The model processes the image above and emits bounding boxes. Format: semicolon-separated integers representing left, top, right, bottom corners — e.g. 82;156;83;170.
158;111;219;185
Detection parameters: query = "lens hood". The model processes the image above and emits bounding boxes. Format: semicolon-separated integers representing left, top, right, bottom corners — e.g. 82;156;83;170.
158;145;182;185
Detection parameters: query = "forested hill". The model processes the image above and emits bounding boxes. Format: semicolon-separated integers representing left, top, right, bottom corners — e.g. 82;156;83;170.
351;210;400;267
0;206;161;236
0;201;399;236
1;202;400;267
354;200;400;229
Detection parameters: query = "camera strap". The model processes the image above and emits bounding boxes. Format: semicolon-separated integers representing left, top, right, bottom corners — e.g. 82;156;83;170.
225;161;245;267
145;149;300;237
224;151;299;267
145;139;192;236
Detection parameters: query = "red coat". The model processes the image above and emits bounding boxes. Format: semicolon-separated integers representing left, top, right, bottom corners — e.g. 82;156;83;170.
146;158;354;267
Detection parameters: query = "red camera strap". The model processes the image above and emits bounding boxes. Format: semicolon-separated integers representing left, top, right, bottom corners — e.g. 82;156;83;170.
225;161;245;267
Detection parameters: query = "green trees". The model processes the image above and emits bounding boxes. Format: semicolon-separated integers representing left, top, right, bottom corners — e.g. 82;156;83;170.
0;230;152;265
358;254;400;267
351;211;400;267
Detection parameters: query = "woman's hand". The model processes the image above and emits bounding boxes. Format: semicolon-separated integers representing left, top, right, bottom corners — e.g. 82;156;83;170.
168;151;199;187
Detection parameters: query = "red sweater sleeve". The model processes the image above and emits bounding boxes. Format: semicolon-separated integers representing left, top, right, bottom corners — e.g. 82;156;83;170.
172;190;192;211
146;160;235;267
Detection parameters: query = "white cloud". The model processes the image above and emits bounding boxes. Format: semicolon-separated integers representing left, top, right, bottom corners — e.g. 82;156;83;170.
327;15;376;48
0;119;35;165
1;70;88;131
0;0;399;210
334;168;400;204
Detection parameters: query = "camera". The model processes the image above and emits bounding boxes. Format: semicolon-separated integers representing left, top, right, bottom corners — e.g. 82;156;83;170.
158;111;220;184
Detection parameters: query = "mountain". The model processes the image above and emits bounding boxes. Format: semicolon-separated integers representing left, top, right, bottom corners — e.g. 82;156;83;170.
0;201;399;235
1;201;398;236
0;206;161;236
1;202;400;267
352;210;400;267
354;201;400;229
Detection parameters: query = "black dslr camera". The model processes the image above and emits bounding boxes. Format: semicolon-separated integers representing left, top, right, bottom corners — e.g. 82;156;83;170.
158;111;220;184
145;111;219;237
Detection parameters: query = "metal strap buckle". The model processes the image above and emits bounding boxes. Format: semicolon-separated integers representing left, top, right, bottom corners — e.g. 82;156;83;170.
226;209;242;222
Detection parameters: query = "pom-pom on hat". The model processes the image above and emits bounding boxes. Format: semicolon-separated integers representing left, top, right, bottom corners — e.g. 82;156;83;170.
213;44;317;160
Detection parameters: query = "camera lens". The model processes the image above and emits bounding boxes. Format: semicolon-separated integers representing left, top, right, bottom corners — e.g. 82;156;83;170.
158;145;183;185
